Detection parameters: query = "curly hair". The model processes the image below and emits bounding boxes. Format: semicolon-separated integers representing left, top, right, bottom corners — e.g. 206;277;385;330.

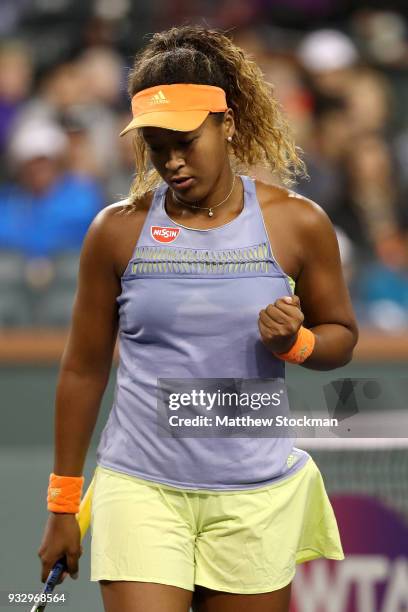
125;25;307;204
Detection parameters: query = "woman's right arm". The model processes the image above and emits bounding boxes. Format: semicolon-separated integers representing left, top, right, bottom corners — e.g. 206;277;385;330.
38;205;122;582
53;206;121;476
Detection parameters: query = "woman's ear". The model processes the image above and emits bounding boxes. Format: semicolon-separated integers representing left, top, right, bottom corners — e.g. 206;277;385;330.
223;108;235;141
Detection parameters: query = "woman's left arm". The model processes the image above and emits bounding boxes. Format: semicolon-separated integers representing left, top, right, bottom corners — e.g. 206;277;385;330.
290;199;359;371
258;195;359;370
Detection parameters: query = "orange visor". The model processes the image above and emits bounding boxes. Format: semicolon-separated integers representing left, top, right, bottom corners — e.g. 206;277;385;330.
119;84;228;136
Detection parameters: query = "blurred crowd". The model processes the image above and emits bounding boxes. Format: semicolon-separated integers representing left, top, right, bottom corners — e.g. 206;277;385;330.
0;0;408;330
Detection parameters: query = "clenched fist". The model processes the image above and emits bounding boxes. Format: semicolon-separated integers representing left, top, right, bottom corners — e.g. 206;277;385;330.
38;514;82;584
258;295;304;354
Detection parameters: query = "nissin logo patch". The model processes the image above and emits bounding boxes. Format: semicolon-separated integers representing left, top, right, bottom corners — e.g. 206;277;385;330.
151;226;181;243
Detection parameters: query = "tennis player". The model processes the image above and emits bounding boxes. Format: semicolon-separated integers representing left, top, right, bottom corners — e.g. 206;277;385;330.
38;26;359;612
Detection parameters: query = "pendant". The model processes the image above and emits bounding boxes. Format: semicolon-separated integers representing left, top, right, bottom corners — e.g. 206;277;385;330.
208;209;214;217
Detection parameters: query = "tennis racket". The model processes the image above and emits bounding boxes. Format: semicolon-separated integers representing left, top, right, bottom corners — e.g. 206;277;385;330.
29;475;95;612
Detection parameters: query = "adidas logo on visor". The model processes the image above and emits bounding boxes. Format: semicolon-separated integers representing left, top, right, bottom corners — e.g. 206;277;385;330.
149;90;170;105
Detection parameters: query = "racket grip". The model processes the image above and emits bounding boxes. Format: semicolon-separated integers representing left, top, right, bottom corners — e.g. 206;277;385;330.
29;557;67;612
30;475;95;612
43;557;67;591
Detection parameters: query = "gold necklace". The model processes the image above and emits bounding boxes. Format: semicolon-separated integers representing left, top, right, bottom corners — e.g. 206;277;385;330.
171;174;236;217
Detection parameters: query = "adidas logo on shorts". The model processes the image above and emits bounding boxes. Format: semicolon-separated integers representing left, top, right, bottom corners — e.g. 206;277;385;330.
286;454;298;468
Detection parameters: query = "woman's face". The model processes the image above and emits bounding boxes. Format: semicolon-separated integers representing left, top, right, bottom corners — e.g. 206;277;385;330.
141;111;234;202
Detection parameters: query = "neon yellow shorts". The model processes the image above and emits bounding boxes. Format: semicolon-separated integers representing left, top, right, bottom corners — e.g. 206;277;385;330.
90;457;344;594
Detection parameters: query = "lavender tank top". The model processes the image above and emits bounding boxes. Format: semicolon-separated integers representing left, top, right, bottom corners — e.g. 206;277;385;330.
96;175;310;490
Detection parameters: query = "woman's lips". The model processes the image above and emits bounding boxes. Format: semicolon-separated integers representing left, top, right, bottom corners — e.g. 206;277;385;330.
170;177;195;191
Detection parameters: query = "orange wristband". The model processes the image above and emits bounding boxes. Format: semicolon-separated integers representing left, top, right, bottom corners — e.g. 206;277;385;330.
273;325;316;364
47;473;85;514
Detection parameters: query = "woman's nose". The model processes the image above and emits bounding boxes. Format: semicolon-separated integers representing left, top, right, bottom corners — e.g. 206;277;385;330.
165;149;185;171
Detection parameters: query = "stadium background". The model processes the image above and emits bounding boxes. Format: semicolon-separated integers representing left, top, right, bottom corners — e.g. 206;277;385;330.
0;1;408;611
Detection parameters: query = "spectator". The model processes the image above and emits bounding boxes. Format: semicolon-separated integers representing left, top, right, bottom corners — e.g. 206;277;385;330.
343;133;402;249
105;112;136;203
0;120;103;258
345;67;392;135
297;28;359;98
0;41;33;159
296;95;352;222
15;57;121;180
357;230;408;330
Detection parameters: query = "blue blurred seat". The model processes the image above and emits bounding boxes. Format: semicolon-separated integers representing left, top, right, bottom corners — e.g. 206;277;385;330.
0;250;33;326
0;287;32;327
0;250;26;287
52;250;80;287
35;285;77;327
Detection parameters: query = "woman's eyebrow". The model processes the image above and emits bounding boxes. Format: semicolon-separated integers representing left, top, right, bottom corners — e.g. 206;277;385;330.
145;131;199;146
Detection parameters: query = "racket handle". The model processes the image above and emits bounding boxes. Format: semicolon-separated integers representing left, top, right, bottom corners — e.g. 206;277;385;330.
29;474;95;612
29;557;67;612
43;557;67;591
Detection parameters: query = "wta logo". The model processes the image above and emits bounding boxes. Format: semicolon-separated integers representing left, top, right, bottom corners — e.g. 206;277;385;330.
151;226;181;243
